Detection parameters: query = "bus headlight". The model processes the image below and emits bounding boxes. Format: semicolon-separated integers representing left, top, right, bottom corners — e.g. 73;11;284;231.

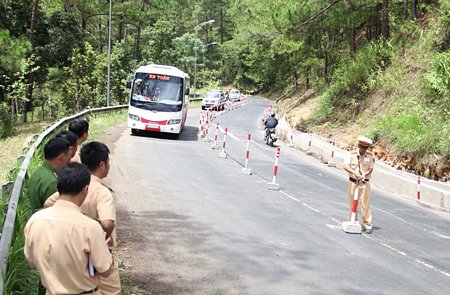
167;119;181;125
129;114;140;121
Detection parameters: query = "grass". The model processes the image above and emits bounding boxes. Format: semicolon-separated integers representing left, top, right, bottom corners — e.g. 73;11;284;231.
0;121;52;184
189;100;202;109
87;110;127;140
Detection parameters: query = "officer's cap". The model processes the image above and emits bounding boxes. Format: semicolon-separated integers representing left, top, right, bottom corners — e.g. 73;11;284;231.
358;136;373;147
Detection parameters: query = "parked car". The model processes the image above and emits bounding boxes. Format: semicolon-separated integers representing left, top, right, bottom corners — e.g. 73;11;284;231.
201;90;226;110
229;89;241;101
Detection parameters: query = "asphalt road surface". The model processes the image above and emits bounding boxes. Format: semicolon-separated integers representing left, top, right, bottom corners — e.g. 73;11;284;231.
107;97;450;295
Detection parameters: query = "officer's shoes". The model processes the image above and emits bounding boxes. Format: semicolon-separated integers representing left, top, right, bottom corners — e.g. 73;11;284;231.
363;224;373;234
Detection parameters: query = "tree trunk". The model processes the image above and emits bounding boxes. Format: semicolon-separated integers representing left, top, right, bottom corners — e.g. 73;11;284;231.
0;83;4;103
349;4;356;54
135;26;141;59
306;65;311;89
323;51;329;83
24;0;40;123
118;0;125;42
292;56;298;89
381;0;390;39
350;25;356;54
220;8;224;44
404;0;409;19
134;0;146;59
41;101;45;120
375;3;382;39
412;0;418;19
99;21;103;53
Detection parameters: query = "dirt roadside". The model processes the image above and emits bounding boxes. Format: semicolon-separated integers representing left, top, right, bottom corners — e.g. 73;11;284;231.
96;122;148;294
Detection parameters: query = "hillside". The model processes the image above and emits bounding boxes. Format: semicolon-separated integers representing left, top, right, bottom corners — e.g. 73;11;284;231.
273;7;450;182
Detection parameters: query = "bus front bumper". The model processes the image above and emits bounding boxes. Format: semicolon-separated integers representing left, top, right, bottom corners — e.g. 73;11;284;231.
128;119;182;134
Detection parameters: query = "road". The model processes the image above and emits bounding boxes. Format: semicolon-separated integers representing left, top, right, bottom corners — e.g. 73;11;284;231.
107;97;450;295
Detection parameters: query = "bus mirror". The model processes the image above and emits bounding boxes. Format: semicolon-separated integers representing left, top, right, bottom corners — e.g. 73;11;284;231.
126;79;132;88
185;88;190;95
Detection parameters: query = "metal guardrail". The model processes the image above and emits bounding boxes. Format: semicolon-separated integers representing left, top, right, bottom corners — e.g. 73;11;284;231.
0;105;127;293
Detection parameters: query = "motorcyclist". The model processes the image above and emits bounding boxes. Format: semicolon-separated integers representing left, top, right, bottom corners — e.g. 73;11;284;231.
264;113;278;129
264;113;278;141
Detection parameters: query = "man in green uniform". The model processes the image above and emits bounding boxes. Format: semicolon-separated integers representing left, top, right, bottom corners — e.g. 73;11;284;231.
28;136;72;212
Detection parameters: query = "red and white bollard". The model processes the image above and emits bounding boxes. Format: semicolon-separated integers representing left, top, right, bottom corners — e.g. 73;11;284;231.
417;175;421;201
204;115;210;142
198;115;204;138
306;133;313;155
342;180;363;234
211;123;219;149
328;140;336;167
242;133;252;175
219;128;228;158
268;147;280;190
288;128;294;148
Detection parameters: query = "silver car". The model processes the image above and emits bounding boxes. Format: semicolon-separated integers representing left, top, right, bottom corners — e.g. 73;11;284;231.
229;89;241;101
201;90;226;110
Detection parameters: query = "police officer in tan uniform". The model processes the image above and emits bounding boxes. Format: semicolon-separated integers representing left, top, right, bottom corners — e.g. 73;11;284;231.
69;119;89;163
24;162;114;295
45;141;121;294
343;136;376;233
56;130;79;160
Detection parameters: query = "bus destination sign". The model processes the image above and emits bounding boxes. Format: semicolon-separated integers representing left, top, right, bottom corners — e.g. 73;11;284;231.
148;74;170;81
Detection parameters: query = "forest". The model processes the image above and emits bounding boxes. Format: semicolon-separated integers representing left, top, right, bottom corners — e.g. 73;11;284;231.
0;0;449;179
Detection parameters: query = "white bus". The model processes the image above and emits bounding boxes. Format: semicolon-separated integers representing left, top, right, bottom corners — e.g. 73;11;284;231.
127;64;190;136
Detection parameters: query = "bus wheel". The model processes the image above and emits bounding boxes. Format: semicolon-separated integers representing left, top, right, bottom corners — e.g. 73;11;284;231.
131;128;139;135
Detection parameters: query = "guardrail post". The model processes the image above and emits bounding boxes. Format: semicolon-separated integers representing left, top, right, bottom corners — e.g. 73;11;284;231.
1;182;13;200
16;155;25;165
328;140;336;167
306;133;313;155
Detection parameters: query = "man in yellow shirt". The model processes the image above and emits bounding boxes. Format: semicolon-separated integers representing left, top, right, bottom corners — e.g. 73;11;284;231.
45;141;121;294
69;118;89;163
343;136;376;233
24;163;114;295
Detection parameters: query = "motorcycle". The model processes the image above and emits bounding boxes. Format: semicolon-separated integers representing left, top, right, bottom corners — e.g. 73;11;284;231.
265;128;277;147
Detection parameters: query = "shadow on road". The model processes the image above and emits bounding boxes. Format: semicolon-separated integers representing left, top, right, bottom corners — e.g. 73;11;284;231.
130;126;199;142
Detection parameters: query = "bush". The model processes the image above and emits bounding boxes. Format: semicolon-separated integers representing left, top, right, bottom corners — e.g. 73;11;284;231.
423;50;450;112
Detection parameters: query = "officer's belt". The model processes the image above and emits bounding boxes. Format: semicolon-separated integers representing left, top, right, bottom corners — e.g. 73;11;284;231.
77;286;99;294
349;177;369;183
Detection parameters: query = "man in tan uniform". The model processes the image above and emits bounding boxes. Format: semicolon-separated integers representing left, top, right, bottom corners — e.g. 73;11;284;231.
24;162;114;295
69;118;89;163
56;130;79;160
45;141;121;294
343;136;376;233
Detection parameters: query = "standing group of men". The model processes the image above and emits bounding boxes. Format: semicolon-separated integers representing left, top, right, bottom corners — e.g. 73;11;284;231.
24;119;121;295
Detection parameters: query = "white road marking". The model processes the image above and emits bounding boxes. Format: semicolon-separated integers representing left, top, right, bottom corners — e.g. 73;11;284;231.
380;243;407;256
415;259;450;277
279;189;450;279
377;207;450;240
432;232;450;239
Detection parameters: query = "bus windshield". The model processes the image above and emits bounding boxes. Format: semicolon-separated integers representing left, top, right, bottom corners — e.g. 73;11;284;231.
131;72;183;112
